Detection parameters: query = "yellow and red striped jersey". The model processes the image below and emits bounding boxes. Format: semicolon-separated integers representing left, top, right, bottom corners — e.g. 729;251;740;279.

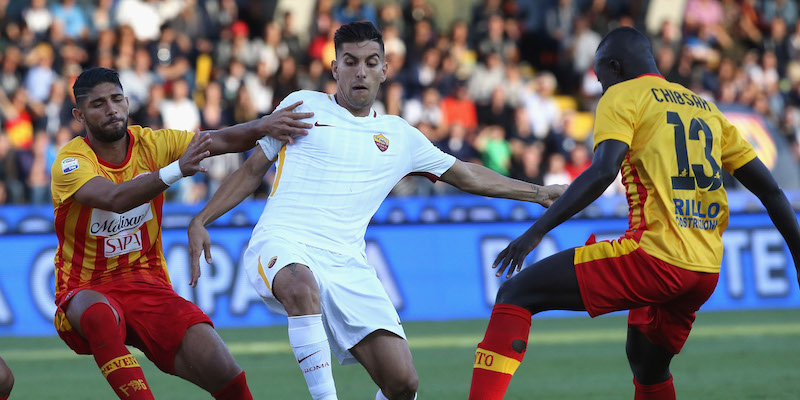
51;126;193;296
592;75;756;273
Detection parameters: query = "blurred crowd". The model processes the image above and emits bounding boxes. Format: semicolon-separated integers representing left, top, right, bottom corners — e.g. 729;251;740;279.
0;0;798;205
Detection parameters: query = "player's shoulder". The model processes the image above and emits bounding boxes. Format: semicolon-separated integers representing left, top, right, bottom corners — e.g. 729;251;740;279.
283;90;330;106
56;135;92;160
126;125;152;139
376;113;413;130
52;136;95;177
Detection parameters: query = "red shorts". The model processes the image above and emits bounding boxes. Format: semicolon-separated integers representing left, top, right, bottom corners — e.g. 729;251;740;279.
574;235;718;354
54;281;212;373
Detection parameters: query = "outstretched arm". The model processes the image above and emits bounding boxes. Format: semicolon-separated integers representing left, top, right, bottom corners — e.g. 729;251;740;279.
438;159;566;207
493;139;629;277
733;157;800;287
188;150;273;286
206;101;314;156
73;132;212;213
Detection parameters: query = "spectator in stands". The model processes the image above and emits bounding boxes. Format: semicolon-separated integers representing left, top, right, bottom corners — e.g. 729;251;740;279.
160;78;200;132
24;43;57;104
118;47;158;113
0;133;23;204
543;152;571;186
523;72;561;140
334;0;378;27
23;0;52;39
200;81;231;131
50;0;88;40
441;81;478;132
476;125;512;176
0;0;797;198
26;131;50;204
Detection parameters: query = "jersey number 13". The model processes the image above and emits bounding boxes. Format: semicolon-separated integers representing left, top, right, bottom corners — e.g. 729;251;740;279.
667;111;722;192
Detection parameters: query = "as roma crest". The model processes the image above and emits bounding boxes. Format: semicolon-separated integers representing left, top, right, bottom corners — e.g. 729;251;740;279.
267;256;277;269
373;134;389;152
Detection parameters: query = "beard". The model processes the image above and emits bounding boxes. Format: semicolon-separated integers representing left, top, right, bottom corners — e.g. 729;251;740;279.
87;116;128;143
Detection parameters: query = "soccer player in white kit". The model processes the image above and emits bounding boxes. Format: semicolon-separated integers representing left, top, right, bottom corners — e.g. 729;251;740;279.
187;21;566;400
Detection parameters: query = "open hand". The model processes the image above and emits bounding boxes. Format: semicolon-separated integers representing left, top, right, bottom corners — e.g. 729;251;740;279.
188;219;213;287
538;184;568;208
492;230;543;278
261;101;315;143
179;132;212;176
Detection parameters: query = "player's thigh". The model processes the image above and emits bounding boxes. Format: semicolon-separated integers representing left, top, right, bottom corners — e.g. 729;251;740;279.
350;330;417;388
63;289;120;337
243;237;320;311
497;247;584;312
272;262;320;303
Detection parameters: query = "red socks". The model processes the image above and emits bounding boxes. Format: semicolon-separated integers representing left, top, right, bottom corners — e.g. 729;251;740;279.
634;376;675;400
212;371;253;400
80;303;153;399
469;303;532;400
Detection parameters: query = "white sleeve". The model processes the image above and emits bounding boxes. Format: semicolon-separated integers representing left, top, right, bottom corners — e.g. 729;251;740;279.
275;90;311;113
408;124;456;181
258;91;311;161
257;136;282;161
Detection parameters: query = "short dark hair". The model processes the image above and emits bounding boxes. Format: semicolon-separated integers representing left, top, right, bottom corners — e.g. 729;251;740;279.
73;67;123;105
333;21;384;57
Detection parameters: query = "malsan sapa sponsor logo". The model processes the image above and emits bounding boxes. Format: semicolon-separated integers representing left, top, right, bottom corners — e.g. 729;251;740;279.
104;231;143;257
90;203;153;237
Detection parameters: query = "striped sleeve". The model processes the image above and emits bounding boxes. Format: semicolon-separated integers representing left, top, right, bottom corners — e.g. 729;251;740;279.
51;151;101;205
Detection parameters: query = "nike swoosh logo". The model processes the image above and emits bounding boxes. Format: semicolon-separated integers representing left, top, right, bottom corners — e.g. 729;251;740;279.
314;121;334;127
297;350;321;364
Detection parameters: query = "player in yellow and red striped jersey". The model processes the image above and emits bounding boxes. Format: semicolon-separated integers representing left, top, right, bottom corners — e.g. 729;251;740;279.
469;28;800;400
51;67;313;399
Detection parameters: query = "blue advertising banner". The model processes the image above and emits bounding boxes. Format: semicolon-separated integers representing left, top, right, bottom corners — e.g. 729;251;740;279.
0;194;798;337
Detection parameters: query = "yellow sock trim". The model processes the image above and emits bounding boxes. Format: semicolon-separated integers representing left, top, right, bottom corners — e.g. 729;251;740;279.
100;354;140;377
473;348;522;375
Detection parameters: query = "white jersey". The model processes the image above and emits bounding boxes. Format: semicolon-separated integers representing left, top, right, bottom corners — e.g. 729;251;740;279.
254;90;456;258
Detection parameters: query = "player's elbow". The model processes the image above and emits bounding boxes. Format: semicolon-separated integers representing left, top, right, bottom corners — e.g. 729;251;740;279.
107;191;138;214
449;164;483;193
453;175;477;193
593;165;619;185
757;184;783;202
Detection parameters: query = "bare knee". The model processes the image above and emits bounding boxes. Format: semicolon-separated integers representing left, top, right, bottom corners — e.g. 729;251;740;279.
496;280;539;314
626;329;673;385
278;282;320;315
380;369;419;400
495;279;518;304
174;323;242;392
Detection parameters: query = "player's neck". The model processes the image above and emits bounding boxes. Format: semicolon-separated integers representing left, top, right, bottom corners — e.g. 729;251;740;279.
86;132;130;166
334;93;371;117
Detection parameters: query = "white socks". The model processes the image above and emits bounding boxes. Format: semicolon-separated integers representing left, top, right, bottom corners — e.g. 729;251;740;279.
375;389;418;400
288;314;337;400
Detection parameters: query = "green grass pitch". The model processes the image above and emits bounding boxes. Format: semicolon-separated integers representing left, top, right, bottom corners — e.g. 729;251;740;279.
2;309;799;399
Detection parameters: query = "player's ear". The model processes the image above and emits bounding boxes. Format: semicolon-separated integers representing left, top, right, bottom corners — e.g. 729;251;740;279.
72;107;85;125
331;59;338;81
609;59;622;77
380;59;388;83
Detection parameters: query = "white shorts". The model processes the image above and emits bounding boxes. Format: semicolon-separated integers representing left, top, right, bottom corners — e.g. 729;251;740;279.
243;235;406;365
